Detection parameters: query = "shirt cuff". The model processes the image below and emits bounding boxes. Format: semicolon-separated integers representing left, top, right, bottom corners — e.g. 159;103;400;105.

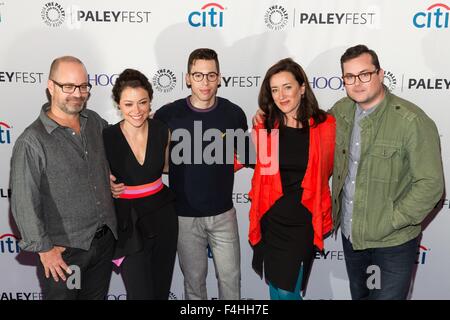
19;238;54;253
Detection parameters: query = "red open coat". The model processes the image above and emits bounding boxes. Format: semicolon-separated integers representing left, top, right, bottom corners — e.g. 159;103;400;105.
248;115;335;251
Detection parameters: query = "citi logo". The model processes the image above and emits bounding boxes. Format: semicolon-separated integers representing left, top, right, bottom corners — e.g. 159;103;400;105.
188;3;225;27
0;122;12;144
416;245;430;265
0;233;20;254
413;3;450;28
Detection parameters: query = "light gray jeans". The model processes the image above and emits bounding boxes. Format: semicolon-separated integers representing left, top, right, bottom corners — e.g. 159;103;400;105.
177;207;241;300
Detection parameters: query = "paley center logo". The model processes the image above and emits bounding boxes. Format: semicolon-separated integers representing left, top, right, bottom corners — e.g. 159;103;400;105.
188;3;225;27
383;70;397;92
374;71;449;92
0;122;12;144
152;68;177;93
413;3;450;28
0;233;20;254
41;2;66;27
265;5;377;30
41;2;151;27
265;5;289;30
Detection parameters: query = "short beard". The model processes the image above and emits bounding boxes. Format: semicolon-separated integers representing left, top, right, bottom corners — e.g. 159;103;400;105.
60;98;86;115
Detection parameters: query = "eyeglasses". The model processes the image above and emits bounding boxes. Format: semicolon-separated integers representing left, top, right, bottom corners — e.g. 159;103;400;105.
342;69;379;85
190;72;219;82
51;79;92;93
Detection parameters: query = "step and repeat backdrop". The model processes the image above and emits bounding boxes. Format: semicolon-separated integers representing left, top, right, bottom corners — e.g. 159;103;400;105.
0;0;449;300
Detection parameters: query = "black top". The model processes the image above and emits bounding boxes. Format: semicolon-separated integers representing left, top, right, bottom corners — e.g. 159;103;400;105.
154;96;248;217
279;125;309;191
103;119;174;258
254;125;314;292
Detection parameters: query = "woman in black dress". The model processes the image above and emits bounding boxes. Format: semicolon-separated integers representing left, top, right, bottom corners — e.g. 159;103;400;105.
103;69;178;300
249;58;335;300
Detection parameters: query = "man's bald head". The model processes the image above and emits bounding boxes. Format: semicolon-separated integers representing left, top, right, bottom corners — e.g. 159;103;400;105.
49;56;86;80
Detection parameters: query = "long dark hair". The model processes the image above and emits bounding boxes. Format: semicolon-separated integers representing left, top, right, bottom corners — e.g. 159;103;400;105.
258;58;326;131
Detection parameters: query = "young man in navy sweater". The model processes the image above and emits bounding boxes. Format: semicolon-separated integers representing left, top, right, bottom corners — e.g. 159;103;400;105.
112;48;248;300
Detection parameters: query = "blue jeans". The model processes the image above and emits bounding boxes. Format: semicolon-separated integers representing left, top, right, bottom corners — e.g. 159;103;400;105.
341;233;419;300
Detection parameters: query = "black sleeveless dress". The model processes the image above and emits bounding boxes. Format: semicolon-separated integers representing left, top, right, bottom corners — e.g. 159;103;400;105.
253;125;314;292
102;118;176;259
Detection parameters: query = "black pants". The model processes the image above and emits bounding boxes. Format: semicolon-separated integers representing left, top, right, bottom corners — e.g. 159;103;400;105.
121;206;178;300
38;227;115;300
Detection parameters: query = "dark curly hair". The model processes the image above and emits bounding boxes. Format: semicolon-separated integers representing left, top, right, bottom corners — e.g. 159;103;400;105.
112;68;153;105
258;58;326;131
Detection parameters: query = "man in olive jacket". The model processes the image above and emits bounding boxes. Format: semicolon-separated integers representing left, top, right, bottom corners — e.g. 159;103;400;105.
330;45;444;300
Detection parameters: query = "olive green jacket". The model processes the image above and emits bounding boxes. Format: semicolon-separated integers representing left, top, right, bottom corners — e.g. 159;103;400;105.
330;90;444;250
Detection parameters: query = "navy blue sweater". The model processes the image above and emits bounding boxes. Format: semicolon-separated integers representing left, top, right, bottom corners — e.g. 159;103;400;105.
155;96;248;217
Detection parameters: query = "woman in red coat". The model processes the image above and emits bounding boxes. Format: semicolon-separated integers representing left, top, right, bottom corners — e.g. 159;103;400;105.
249;58;335;300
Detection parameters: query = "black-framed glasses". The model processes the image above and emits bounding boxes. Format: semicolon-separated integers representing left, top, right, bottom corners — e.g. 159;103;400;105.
342;69;379;85
190;72;219;82
51;79;92;93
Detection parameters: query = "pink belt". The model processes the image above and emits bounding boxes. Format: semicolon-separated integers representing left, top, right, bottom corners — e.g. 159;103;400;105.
118;177;164;199
113;177;164;267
